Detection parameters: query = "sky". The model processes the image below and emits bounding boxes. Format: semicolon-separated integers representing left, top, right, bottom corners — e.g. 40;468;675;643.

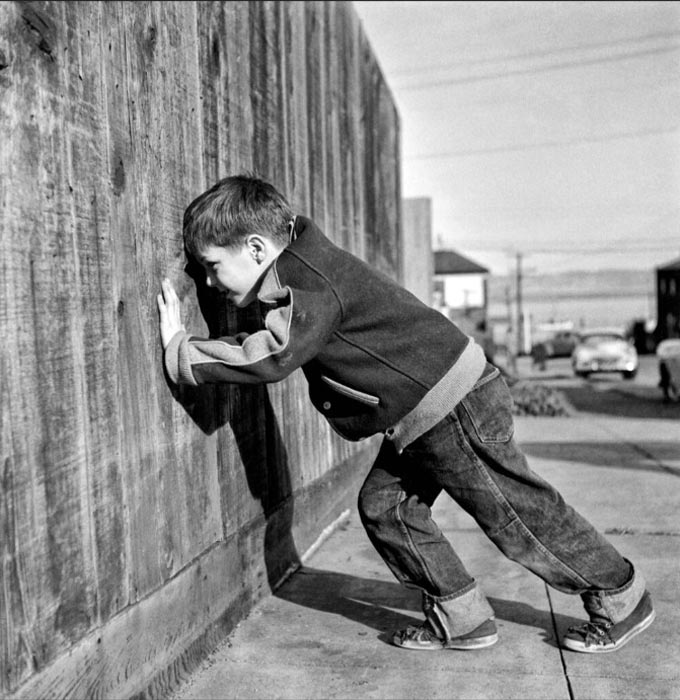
352;1;680;277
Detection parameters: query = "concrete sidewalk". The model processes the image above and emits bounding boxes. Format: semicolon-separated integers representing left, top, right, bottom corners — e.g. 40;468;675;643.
172;381;679;699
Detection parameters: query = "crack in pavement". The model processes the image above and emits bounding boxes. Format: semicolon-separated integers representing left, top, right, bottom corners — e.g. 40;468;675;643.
604;528;680;537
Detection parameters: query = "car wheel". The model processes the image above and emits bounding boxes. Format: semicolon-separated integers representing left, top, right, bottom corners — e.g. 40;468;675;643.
575;371;590;378
622;370;637;380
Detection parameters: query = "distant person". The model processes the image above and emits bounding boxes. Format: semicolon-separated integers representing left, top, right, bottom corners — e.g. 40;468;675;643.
531;341;548;371
158;174;654;654
659;360;673;401
657;340;680;402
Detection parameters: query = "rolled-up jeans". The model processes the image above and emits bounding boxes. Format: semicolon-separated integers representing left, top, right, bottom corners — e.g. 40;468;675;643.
358;369;644;639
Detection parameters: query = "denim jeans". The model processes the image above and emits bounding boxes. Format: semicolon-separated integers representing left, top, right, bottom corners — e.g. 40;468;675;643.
358;368;644;638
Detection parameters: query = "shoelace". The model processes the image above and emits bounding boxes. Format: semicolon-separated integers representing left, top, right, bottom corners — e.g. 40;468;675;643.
568;619;613;645
399;623;441;643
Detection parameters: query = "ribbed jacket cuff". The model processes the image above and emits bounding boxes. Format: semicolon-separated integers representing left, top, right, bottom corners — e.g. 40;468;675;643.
164;331;198;386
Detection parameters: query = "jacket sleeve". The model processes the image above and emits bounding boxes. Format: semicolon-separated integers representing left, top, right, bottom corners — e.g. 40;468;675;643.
163;278;342;386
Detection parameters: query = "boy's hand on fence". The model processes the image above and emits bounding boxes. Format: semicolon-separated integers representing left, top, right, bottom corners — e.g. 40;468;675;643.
157;278;186;349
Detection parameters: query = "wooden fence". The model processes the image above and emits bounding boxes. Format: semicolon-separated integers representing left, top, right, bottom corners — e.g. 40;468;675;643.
0;1;401;696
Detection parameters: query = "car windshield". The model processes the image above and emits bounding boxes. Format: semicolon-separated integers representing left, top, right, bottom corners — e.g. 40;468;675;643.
581;333;623;347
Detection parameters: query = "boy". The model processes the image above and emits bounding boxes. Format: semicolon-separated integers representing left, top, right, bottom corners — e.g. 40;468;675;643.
158;174;654;653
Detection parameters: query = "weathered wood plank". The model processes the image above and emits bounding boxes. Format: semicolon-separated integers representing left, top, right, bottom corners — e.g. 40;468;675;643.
57;0;127;627
1;1;100;686
101;0;166;602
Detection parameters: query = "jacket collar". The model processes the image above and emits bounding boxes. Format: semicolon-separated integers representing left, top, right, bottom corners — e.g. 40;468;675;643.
286;215;333;258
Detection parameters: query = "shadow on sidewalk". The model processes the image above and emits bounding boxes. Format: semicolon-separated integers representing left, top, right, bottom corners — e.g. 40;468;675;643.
521;441;680;478
552;383;680;420
275;567;582;648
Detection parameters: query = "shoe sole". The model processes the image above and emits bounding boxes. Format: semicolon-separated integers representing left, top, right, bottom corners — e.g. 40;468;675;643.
445;632;499;650
562;608;656;654
393;632;498;651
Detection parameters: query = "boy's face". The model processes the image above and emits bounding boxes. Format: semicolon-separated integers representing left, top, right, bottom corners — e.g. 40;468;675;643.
197;242;265;308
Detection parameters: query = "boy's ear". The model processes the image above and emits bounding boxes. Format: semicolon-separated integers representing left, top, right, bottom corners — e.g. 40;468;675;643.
245;234;266;263
246;233;283;263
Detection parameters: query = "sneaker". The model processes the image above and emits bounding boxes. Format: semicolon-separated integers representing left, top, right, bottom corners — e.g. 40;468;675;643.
563;589;655;653
392;618;498;651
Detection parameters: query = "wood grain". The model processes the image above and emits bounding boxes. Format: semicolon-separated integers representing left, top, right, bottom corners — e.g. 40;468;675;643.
0;1;400;697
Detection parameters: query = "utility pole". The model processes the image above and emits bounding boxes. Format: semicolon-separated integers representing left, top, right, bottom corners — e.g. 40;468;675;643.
516;252;524;355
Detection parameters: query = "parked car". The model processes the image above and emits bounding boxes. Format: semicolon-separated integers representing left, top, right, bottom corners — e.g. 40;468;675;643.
571;328;639;379
656;338;680;401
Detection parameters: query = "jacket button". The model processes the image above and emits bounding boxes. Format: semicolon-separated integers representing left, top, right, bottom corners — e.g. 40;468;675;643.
322;401;331;411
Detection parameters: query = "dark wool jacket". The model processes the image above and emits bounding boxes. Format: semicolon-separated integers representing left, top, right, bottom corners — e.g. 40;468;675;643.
165;216;487;449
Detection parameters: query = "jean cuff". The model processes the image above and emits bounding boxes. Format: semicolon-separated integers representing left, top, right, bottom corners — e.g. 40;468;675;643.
581;559;646;624
423;582;495;639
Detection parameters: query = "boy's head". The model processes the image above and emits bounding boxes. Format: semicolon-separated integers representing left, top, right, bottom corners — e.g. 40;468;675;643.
183;174;294;256
183;175;294;307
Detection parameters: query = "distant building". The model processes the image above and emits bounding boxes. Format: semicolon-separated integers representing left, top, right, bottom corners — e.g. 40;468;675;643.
434;249;488;310
433;249;491;354
656;255;680;341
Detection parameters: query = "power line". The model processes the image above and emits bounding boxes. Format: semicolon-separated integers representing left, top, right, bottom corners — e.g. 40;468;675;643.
395;44;680;92
405;125;679;161
413;72;679;112
390;30;680;78
521;245;678;255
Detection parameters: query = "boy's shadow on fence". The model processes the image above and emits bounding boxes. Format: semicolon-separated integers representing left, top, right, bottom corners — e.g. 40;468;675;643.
164;258;301;589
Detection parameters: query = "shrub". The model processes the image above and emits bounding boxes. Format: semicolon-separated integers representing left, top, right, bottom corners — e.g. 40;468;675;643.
510;381;572;417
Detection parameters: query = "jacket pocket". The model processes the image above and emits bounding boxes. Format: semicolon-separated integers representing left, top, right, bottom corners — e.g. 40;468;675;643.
321;375;380;406
460;373;514;443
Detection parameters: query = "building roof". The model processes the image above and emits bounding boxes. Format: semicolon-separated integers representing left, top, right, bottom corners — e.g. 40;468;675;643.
657;255;680;271
434;249;489;275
